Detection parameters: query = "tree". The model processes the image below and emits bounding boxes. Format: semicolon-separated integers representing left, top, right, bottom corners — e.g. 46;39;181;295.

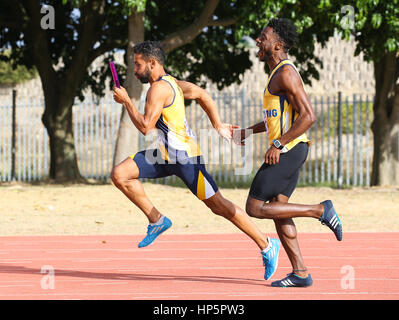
0;0;128;181
317;0;399;185
113;3;145;167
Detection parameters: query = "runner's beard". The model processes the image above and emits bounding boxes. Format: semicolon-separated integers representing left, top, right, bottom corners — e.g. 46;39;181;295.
135;67;151;83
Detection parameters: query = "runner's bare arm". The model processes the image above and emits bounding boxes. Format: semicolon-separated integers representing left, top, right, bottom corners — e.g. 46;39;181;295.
248;122;267;134
275;67;316;146
113;82;170;135
232;121;266;146
177;80;234;140
177;80;223;129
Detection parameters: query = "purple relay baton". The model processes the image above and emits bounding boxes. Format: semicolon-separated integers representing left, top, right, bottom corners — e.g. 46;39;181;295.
109;61;120;88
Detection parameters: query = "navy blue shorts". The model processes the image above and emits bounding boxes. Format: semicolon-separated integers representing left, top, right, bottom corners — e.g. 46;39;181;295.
130;149;218;200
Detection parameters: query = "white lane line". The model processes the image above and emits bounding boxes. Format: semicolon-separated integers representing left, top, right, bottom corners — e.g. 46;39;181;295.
0;284;34;288
82;282;129;286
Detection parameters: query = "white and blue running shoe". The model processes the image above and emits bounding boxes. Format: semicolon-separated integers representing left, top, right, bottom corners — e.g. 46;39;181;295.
138;216;172;248
262;237;281;280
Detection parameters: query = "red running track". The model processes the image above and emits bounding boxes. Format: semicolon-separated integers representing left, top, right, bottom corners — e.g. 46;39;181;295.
0;232;398;300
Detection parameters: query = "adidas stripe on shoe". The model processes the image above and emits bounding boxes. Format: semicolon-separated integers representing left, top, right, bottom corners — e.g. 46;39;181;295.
271;272;313;287
320;200;343;241
138;216;172;248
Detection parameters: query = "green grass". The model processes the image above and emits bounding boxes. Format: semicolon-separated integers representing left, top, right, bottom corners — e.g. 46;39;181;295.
296;181;353;189
313;101;374;141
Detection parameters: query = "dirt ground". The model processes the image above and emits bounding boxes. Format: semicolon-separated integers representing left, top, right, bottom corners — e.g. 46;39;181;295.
0;182;398;236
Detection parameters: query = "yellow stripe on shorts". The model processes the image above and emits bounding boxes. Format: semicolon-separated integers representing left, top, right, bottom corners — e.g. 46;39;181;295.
197;170;206;200
196;170;216;200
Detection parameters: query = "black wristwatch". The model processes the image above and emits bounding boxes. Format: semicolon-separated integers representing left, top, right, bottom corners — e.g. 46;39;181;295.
272;139;284;150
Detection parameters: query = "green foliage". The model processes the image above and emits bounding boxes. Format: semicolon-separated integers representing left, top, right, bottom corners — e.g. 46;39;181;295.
2;0;398;100
143;0;336;87
140;0;256;89
296;181;352;189
122;0;146;13
318;0;399;61
337;101;373;135
313;98;374;141
0;53;37;84
227;0;336;85
1;0;130;101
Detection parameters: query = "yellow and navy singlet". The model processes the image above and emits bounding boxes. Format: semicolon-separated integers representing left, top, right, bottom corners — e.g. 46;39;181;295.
263;60;310;152
129;74;218;201
155;74;201;161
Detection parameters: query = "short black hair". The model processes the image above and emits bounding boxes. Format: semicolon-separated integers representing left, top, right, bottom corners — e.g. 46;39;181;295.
267;18;298;52
133;41;166;65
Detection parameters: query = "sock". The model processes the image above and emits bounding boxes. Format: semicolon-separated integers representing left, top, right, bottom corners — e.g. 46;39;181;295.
320;202;326;221
262;237;272;253
150;215;164;226
292;272;308;279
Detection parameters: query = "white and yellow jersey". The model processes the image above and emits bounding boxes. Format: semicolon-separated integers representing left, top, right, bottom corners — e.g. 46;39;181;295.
263;59;310;151
155;74;201;161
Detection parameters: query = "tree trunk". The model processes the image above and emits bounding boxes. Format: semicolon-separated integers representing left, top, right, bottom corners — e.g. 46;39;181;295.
41;87;84;182
24;0;94;182
113;10;145;166
371;52;399;186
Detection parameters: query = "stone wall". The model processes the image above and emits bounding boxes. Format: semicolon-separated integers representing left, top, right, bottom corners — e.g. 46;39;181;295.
205;35;375;99
304;35;374;97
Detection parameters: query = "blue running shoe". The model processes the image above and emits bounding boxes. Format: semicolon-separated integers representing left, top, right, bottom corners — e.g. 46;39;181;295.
271;272;313;287
261;237;281;280
138;216;172;248
320;200;343;241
